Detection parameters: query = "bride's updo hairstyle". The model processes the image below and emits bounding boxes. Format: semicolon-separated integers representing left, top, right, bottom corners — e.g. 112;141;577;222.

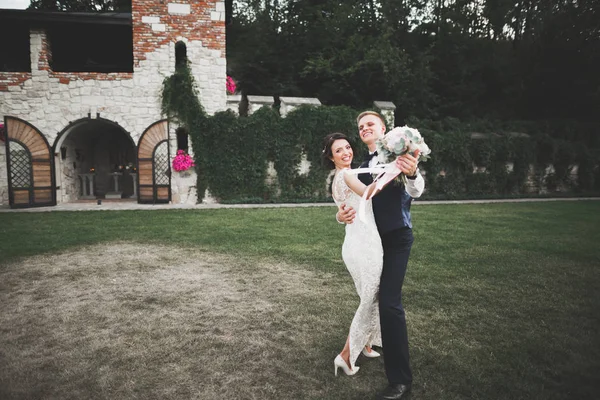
321;132;352;170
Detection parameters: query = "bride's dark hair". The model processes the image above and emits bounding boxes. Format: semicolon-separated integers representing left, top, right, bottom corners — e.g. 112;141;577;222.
321;132;352;170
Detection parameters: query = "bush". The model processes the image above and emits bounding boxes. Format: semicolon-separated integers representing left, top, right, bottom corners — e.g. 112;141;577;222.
161;66;600;202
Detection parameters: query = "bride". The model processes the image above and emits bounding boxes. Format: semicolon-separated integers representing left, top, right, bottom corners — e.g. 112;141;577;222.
322;132;386;376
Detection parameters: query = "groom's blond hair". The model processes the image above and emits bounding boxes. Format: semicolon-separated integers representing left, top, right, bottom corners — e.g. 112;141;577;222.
356;111;386;127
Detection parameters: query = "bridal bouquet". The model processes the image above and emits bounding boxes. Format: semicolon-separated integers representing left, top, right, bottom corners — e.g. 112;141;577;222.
376;126;431;165
375;126;431;185
345;126;431;222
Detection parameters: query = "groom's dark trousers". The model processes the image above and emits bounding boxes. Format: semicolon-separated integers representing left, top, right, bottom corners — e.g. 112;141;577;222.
359;159;415;385
380;227;414;385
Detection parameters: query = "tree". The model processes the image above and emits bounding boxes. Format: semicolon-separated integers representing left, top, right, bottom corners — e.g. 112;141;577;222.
28;0;131;12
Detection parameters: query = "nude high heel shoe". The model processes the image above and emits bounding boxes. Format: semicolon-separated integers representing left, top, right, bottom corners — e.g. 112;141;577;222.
362;347;381;358
334;354;359;376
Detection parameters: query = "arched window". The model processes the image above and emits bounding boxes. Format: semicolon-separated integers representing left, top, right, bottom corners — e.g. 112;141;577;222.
176;128;189;153
175;41;187;69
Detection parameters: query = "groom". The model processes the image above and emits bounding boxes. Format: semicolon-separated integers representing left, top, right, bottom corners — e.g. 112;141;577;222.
336;111;424;400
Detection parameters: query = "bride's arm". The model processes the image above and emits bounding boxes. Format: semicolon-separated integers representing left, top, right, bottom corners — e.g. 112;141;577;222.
343;172;380;199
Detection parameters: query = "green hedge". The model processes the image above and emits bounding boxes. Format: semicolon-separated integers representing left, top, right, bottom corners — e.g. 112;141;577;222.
162;67;599;203
191;105;359;203
189;110;599;203
408;117;600;199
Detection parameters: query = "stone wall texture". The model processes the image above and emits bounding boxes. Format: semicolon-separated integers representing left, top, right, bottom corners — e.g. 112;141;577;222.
0;145;7;205
0;1;226;206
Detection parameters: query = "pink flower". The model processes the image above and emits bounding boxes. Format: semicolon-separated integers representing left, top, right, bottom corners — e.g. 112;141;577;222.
226;76;236;94
172;150;196;172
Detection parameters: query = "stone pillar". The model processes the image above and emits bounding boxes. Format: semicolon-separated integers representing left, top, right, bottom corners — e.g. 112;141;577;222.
78;173;96;199
0;142;7;206
106;172;123;199
279;97;321;117
277;97;323;191
130;173;138;198
226;94;242;115
169;122;198;205
246;95;274;115
373;101;396;127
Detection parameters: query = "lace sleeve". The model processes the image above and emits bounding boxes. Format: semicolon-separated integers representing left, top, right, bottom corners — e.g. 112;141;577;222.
332;169;352;204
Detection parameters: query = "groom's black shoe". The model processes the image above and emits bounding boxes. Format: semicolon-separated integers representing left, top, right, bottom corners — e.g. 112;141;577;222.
379;383;411;400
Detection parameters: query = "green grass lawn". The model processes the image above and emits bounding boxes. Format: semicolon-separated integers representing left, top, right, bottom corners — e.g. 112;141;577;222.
0;201;599;399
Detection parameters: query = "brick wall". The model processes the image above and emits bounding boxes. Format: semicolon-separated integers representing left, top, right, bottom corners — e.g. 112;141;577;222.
0;1;227;206
133;0;226;65
0;1;226;91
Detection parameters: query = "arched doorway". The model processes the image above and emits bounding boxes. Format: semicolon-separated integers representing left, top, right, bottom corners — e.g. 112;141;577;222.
53;118;136;203
137;120;171;204
3;116;56;208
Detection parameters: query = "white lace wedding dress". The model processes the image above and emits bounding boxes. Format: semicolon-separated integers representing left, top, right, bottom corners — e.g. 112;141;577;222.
332;168;383;370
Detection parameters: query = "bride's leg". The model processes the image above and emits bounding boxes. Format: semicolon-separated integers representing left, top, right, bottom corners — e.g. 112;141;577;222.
364;333;374;353
340;335;352;369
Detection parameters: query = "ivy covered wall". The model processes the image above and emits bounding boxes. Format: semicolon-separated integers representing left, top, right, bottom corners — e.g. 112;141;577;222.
161;64;600;204
189;107;600;203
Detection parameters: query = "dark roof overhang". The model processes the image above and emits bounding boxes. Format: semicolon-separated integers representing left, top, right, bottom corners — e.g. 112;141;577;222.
0;9;131;27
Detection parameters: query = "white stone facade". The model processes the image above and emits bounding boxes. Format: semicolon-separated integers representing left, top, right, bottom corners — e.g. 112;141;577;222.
0;2;227;207
0;33;225;143
0;145;7;205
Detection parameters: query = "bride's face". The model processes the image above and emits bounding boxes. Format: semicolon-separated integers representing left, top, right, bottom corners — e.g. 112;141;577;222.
330;139;353;169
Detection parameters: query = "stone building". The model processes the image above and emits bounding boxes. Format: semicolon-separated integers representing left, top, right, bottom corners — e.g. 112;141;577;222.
0;1;227;208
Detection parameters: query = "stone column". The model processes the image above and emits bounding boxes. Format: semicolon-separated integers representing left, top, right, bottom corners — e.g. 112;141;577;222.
373;101;396;127
226;94;242;115
246;95;274;115
279;97;322;178
78;173;96;199
130;173;138;198
0;144;8;206
279;97;321;117
105;172;123;199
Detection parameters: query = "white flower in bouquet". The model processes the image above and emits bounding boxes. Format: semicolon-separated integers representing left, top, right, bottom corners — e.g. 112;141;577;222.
376;126;431;165
373;126;431;185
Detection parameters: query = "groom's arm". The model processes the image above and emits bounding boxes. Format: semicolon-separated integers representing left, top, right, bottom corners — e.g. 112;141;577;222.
396;150;425;198
405;171;425;198
336;203;356;224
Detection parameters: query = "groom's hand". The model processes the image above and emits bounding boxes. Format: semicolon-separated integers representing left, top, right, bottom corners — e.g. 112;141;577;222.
396;149;420;177
337;203;356;224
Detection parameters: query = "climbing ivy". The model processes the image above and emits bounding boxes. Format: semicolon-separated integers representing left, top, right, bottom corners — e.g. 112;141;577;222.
409;117;600;199
198;105;360;203
161;63;209;199
161;67;599;202
277;105;358;201
201;107;274;202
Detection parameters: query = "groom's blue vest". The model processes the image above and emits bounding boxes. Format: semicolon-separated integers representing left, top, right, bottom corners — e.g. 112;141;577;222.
358;159;414;234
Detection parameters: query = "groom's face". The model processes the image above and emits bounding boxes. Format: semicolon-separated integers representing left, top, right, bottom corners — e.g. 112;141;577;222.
358;114;386;147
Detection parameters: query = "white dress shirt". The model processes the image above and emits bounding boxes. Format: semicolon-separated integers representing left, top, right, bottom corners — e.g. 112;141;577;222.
369;151;425;199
